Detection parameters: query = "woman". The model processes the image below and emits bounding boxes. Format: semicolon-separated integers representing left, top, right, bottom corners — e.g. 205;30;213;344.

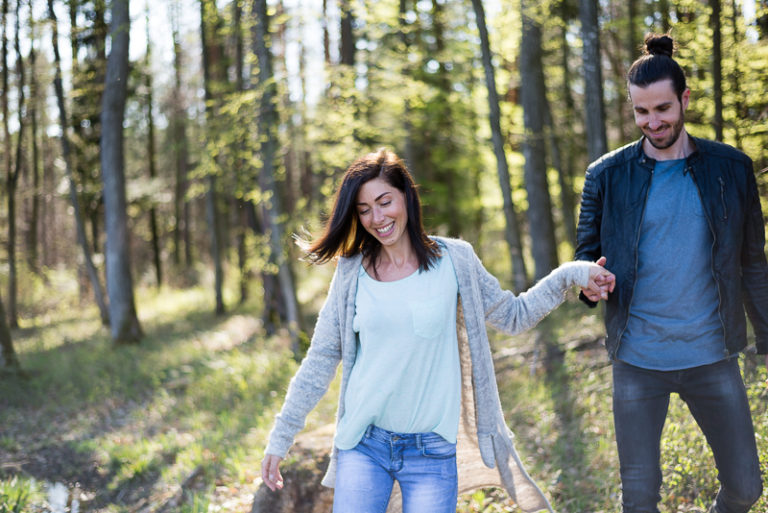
261;149;614;513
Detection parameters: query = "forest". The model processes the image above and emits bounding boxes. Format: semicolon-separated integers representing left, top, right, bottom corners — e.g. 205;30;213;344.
0;0;767;510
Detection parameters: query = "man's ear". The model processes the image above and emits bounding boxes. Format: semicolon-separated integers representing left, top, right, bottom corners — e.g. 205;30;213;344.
681;88;691;111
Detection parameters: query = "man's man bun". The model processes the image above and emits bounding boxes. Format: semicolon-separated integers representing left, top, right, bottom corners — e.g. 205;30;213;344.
644;34;675;58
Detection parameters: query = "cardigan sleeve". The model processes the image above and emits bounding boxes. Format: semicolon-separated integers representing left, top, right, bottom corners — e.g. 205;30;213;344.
264;264;344;458
473;250;595;335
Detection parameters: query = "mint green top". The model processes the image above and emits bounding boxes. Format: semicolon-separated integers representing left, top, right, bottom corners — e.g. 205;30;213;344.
334;251;460;450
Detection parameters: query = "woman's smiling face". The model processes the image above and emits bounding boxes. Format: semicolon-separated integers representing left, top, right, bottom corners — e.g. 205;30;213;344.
356;177;409;248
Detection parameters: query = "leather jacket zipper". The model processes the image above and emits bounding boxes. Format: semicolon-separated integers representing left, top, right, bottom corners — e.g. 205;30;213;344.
615;167;653;358
690;167;729;354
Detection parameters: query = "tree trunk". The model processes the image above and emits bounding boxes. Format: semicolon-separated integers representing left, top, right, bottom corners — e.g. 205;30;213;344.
48;0;110;326
398;0;417;169
710;0;723;141
658;0;670;32
544;95;577;251
145;13;162;287
252;0;303;357
170;0;191;269
627;0;638;63
232;0;250;305
0;293;20;372
340;0;355;66
579;0;608;162
100;0;142;343
27;0;41;273
558;4;579;250
322;0;331;65
244;201;280;335
200;0;225;315
4;0;22;329
470;0;528;292
728;0;744;148
520;0;559;279
0;0;20;370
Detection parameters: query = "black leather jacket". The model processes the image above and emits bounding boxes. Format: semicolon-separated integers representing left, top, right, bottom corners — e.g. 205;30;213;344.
575;136;768;359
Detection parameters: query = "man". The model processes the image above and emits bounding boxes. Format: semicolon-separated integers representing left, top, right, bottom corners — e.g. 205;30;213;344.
575;33;767;513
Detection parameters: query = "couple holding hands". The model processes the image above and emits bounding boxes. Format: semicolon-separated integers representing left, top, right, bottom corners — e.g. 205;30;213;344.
261;33;767;513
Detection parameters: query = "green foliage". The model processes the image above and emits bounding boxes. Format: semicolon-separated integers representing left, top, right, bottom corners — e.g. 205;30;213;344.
0;478;40;513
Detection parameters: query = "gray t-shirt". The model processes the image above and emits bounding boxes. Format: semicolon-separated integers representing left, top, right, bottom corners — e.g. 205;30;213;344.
619;158;727;370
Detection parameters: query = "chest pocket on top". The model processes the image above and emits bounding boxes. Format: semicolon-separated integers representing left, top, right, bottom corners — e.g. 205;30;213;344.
410;298;447;339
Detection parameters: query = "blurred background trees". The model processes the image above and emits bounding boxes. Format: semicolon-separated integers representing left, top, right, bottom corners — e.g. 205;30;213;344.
1;0;767;364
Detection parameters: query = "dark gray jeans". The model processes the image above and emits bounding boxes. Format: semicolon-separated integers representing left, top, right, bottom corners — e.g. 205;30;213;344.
612;358;763;513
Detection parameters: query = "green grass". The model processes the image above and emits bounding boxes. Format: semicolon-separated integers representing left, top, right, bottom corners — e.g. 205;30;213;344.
0;279;330;512
1;276;766;512
488;302;768;513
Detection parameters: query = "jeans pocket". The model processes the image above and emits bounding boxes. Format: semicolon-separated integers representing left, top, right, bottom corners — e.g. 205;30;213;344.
420;437;456;459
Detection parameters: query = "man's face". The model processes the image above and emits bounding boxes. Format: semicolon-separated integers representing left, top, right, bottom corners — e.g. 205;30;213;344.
629;79;690;151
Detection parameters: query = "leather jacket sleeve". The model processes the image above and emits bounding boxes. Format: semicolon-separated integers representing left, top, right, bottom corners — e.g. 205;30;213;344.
740;166;768;354
575;165;603;308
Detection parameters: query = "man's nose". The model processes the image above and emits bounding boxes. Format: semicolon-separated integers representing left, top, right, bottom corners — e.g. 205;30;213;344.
648;116;663;130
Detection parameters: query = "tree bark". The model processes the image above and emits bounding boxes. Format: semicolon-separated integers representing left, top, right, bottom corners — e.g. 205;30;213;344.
470;0;528;292
658;0;670;32
5;0;23;329
200;0;225;315
27;0;41;273
145;12;162;287
48;0;110;326
252;0;303;357
340;0;355;66
100;0;143;343
579;0;608;162
169;0;191;269
322;0;331;65
728;0;744;148
232;0;251;305
0;0;20;369
544;95;577;251
710;0;723;141
520;0;559;280
627;0;638;63
0;293;20;372
558;2;579;250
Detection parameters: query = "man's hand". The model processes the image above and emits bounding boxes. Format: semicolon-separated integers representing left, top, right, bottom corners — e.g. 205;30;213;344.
261;454;284;491
582;256;615;302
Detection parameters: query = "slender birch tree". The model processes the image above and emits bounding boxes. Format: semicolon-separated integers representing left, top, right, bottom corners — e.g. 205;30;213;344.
100;0;143;343
48;0;110;325
470;0;528;292
252;0;303;357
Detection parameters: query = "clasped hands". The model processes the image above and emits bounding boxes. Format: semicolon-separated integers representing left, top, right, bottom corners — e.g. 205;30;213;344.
582;256;615;302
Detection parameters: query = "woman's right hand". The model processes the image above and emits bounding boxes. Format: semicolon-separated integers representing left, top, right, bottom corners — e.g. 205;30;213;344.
584;256;615;301
261;453;284;491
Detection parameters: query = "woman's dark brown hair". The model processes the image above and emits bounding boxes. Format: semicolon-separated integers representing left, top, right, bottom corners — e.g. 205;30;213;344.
304;148;440;274
627;33;687;100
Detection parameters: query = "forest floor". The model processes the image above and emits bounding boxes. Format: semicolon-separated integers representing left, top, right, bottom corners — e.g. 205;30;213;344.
1;284;767;512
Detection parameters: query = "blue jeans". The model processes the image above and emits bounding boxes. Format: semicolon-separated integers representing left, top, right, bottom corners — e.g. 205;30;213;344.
612;358;763;513
333;425;458;513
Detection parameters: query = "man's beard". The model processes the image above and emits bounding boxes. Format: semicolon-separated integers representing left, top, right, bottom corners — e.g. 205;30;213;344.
645;111;685;150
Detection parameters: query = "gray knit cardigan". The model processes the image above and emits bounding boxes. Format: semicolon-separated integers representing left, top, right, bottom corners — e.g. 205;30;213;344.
265;237;597;513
